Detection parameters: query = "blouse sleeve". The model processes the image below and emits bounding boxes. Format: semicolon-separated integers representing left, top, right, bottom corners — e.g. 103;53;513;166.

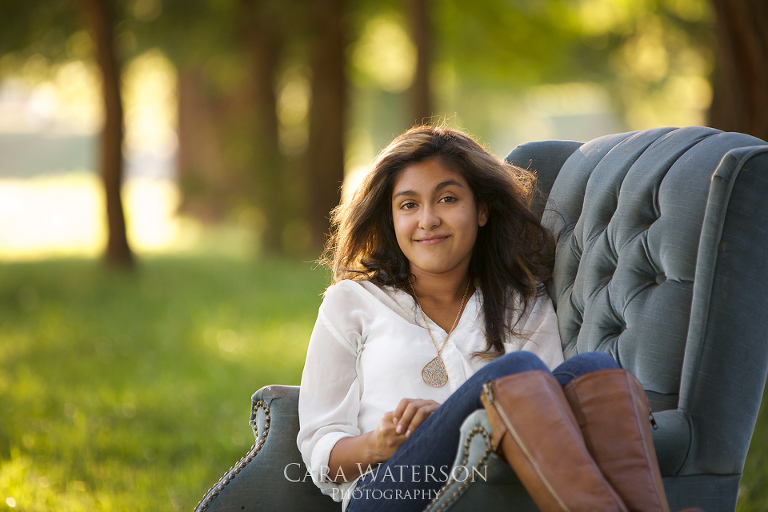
297;282;364;500
512;293;565;370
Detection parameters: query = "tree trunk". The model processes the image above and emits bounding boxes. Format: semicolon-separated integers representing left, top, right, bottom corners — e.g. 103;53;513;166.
79;0;133;267
306;0;347;250
708;0;768;141
240;0;285;253
409;0;434;125
176;67;230;222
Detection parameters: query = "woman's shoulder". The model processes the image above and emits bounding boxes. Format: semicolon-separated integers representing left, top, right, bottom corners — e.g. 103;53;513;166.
322;279;416;319
501;285;554;318
320;279;366;310
502;282;549;303
323;278;377;300
324;278;399;296
513;288;556;327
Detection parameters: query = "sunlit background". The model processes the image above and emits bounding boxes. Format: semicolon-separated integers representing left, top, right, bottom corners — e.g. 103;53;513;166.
0;50;184;259
0;0;713;261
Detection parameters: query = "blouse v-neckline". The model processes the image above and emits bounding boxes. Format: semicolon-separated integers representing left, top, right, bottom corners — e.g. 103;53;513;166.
414;289;480;337
354;281;482;338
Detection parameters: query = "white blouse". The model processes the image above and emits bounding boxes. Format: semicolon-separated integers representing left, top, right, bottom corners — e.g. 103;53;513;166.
297;279;563;507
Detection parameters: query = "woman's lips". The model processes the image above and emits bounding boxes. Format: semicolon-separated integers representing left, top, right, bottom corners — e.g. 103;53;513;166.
415;235;449;245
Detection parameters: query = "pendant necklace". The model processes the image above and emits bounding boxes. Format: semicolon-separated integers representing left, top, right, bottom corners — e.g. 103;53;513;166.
412;280;471;388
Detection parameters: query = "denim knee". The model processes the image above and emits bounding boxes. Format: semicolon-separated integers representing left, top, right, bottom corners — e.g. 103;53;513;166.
552;351;619;387
475;350;550;383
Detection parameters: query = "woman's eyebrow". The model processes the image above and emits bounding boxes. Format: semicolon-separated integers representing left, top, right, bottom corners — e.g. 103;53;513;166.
392;180;465;200
435;179;464;191
392;189;418;200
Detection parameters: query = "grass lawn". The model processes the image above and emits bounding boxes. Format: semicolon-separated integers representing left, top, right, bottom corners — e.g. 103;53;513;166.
0;255;766;511
0;256;329;511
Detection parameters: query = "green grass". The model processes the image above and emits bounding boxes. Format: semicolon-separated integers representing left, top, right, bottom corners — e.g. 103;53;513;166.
739;395;768;511
0;255;766;511
0;256;329;511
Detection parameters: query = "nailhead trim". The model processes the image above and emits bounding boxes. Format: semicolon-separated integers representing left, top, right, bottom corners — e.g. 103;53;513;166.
424;425;493;512
195;400;271;511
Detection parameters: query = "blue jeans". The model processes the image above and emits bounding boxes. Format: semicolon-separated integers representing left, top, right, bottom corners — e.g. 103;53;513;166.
346;351;618;512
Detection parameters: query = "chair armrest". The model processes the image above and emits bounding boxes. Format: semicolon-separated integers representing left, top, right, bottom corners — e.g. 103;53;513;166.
425;410;534;512
650;409;691;475
195;385;337;512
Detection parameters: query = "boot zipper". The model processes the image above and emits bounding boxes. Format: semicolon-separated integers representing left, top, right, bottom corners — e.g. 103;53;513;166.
483;382;495;404
482;382;571;512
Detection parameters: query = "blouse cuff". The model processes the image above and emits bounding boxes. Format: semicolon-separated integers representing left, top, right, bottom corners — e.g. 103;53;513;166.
309;431;357;500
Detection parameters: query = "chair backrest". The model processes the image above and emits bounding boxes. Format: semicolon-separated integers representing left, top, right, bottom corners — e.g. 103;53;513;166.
508;126;768;477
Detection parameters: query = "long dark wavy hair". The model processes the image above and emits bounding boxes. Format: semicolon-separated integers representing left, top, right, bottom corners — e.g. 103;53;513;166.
321;125;555;357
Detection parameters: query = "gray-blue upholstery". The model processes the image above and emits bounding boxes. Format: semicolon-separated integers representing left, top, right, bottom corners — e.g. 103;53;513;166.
196;127;768;512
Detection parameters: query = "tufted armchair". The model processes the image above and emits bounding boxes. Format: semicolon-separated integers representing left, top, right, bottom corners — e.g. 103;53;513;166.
195;126;768;512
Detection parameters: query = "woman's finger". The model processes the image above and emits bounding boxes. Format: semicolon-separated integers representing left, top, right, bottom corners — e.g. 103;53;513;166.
394;399;420;433
373;411;407;460
404;403;439;435
393;398;414;423
395;399;439;435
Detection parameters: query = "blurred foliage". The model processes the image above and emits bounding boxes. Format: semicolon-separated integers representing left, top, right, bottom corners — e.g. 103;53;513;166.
426;0;714;143
0;0;717;242
436;0;584;86
0;0;716;140
0;0;79;62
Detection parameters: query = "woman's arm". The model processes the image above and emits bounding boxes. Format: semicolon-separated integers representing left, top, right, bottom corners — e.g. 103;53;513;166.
297;285;366;491
328;398;440;482
299;282;441;488
328;412;404;481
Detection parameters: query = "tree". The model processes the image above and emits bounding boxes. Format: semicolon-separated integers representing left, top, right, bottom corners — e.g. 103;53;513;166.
146;1;242;223
0;0;134;267
306;0;348;249
175;67;229;221
708;0;768;141
239;0;286;252
409;0;434;125
79;0;133;267
143;0;299;253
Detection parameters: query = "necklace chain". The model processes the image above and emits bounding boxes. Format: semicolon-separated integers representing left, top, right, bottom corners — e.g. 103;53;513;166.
412;280;471;356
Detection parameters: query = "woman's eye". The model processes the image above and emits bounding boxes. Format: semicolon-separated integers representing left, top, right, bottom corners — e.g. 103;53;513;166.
439;196;457;203
400;202;418;210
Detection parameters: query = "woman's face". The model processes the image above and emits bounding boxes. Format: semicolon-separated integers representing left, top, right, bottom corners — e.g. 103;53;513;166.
391;158;488;280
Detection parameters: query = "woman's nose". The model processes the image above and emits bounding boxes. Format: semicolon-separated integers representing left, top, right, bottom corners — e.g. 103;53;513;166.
418;205;440;230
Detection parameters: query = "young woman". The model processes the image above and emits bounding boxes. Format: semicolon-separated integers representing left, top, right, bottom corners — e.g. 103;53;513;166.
297;125;669;512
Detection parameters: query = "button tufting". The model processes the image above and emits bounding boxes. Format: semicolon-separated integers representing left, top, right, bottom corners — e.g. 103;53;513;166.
655;273;666;285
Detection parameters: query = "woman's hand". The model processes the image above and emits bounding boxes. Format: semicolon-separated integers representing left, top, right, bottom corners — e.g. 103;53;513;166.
393;398;440;438
329;399;441;481
369;398;440;461
370;411;408;462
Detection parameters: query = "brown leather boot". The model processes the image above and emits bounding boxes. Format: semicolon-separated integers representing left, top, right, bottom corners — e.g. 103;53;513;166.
481;370;627;512
563;369;670;512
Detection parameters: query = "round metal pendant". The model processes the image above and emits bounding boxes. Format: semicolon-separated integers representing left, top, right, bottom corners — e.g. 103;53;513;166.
422;356;449;388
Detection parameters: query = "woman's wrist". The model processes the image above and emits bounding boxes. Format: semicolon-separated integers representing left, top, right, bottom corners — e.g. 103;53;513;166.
329;431;382;482
363;430;385;465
